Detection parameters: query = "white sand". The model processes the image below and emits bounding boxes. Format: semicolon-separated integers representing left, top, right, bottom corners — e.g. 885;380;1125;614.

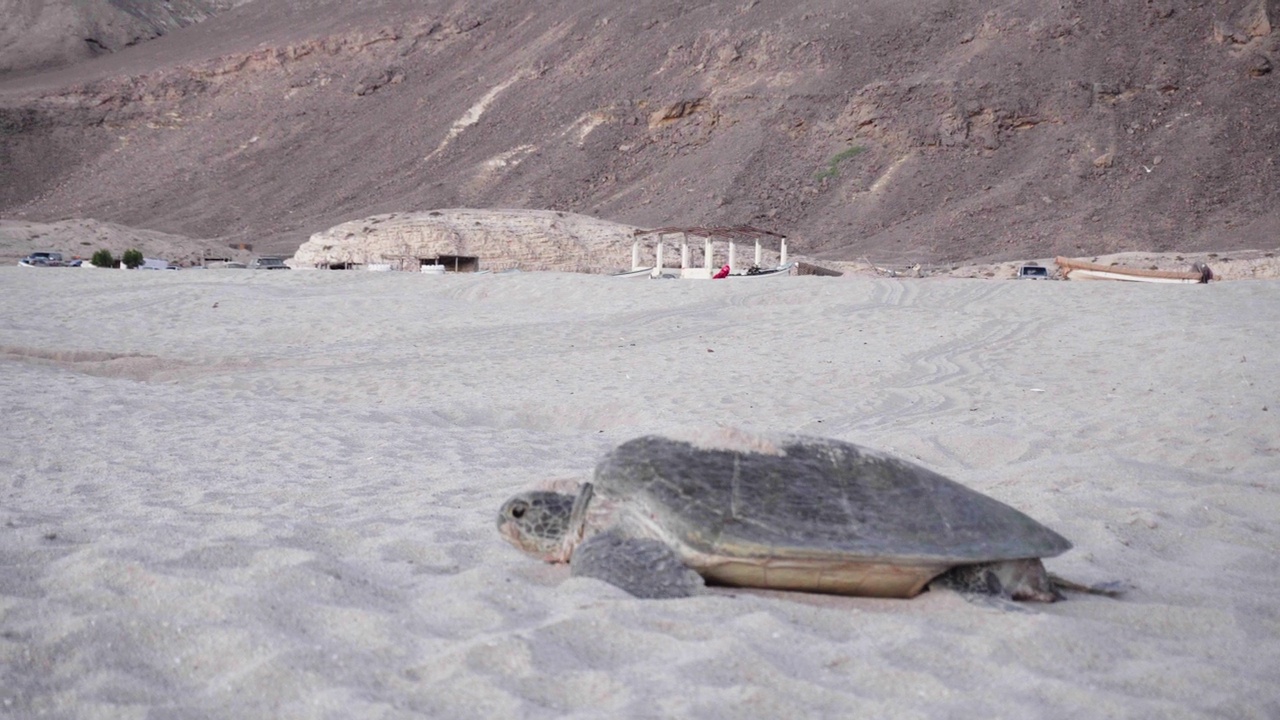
2;267;1278;718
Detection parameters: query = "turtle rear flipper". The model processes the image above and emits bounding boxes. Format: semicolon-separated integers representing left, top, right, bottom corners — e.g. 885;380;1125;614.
931;559;1062;602
570;530;704;599
1047;573;1129;598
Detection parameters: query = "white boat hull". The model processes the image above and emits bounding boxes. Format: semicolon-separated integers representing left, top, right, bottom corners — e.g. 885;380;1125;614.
1065;268;1202;284
612;266;655;278
1055;256;1209;284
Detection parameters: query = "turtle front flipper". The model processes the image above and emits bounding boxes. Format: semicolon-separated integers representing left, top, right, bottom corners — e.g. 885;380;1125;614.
570;530;704;599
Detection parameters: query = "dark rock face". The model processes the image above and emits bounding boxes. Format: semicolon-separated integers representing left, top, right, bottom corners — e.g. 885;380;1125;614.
0;0;1277;264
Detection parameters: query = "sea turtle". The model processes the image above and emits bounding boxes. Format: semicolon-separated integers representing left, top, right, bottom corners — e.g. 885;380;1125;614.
497;430;1111;602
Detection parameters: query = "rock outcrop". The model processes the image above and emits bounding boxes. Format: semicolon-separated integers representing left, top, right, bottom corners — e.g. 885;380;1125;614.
292;209;642;273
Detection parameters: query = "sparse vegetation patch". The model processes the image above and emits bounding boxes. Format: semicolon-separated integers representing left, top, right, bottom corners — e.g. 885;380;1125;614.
815;145;865;180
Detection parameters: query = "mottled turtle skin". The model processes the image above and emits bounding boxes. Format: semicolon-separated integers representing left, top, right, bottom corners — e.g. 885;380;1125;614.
498;432;1080;602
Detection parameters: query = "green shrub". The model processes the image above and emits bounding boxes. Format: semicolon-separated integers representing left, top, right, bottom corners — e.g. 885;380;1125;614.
122;249;144;269
90;249;116;268
815;145;866;180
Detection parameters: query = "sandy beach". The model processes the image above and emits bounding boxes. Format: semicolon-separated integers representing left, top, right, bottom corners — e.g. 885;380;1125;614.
2;266;1278;718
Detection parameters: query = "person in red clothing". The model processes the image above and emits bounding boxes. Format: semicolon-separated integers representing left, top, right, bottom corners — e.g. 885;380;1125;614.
712;264;731;279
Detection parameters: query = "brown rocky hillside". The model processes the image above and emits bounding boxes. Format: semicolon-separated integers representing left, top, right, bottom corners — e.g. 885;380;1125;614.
1;0;1276;265
0;0;255;76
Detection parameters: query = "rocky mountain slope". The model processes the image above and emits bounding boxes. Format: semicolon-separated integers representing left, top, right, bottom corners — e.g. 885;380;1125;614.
1;0;1276;265
0;0;254;76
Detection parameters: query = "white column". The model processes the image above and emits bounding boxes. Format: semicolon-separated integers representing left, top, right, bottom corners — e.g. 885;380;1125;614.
632;241;640;270
755;240;762;267
653;241;664;278
681;241;689;269
728;242;736;273
780;238;788;266
704;238;713;270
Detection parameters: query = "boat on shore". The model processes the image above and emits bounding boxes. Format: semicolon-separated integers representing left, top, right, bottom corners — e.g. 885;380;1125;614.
1055;257;1212;284
611;266;656;278
727;262;797;278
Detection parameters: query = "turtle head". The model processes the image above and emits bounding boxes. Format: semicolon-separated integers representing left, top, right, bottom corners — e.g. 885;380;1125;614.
497;486;593;563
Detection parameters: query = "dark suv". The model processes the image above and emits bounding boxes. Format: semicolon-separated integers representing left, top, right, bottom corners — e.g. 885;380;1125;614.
252;257;290;270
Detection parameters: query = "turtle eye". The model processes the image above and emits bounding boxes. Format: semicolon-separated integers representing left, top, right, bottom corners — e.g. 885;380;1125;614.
510;502;527;519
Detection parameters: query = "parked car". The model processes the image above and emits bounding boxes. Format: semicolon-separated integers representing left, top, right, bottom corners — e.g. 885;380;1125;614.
19;252;65;267
1017;263;1049;279
252;257;290;270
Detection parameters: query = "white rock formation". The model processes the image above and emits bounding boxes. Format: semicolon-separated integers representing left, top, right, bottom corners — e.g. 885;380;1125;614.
291;209;643;273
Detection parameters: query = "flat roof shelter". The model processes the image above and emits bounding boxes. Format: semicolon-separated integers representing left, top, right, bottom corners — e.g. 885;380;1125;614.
420;255;481;273
631;225;789;279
